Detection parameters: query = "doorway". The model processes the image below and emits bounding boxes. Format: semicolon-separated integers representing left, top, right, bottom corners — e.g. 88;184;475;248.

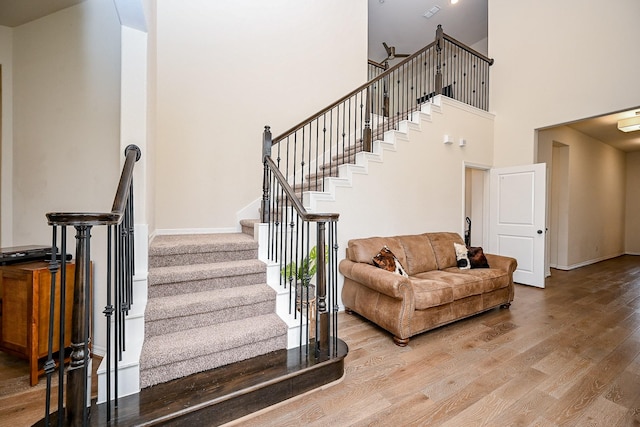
548;142;569;272
464;165;489;248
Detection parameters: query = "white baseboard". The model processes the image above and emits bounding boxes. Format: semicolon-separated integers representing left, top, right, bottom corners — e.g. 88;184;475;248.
153;227;240;237
553;252;625;271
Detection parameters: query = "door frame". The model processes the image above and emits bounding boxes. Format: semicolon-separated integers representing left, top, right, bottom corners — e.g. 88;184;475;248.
462;162;491;249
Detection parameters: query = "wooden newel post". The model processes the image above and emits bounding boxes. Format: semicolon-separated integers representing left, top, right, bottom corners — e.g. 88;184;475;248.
261;126;272;223
315;223;329;357
435;24;443;95
66;225;92;427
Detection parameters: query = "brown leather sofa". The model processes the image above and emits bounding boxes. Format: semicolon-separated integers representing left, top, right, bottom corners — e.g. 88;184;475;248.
340;232;517;346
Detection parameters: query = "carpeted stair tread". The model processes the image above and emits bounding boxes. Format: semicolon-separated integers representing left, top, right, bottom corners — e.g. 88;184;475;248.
141;314;287;367
149;233;257;256
139;314;288;387
304;171;339;186
145;284;275;322
141;231;288;389
149;240;259;267
148;258;265;285
240;218;260;237
144;284;277;337
334;143;364;159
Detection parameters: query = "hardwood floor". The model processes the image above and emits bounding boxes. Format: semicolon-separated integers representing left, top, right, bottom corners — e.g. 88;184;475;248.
1;255;639;426
0;354;100;427
232;255;640;426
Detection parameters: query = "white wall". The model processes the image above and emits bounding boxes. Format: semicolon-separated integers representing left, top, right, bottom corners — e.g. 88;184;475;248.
0;26;13;246
626;152;640;254
12;2;121;243
11;1;122;351
470;37;488;57
153;0;368;233
538;126;626;269
144;0;157;236
489;0;640;167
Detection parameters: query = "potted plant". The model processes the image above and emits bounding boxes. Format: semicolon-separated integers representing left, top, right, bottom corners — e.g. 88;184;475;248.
280;245;328;293
280;245;327;340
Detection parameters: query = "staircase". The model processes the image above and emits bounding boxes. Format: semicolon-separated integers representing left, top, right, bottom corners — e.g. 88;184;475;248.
139;233;288;388
292;109;418;194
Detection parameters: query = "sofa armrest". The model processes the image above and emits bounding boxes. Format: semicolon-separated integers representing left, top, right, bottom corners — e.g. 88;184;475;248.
339;259;412;300
485;253;518;275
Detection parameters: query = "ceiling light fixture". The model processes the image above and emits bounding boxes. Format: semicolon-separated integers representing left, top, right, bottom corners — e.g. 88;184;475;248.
451;0;459;4
618;113;640;133
423;6;441;18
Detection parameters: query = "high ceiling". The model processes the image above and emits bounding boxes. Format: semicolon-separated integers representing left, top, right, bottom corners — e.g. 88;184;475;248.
0;0;85;27
1;0;639;152
368;0;488;63
368;0;640;152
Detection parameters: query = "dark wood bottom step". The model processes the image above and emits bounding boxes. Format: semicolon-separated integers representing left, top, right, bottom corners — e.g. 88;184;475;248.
36;339;348;426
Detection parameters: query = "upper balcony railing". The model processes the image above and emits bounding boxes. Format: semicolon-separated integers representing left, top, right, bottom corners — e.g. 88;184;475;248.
269;25;493;198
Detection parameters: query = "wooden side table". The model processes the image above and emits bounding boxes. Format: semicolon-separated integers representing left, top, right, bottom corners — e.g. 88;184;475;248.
0;261;75;386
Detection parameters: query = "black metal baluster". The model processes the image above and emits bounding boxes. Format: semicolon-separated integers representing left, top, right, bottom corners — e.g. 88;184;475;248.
104;225;114;420
57;227;67;427
44;226;59;427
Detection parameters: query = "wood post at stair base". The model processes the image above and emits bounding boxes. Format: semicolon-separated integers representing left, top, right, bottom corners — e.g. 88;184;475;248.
66;225;92;427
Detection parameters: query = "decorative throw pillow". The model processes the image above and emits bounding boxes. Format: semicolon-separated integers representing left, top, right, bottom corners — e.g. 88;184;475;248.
454;243;470;270
468;246;490;268
372;246;409;277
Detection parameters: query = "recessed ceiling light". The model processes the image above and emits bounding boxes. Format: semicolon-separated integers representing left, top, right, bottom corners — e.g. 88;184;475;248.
451;0;459;4
423;5;441;18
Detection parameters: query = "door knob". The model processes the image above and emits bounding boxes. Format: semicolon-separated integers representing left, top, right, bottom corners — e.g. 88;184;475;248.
537;230;543;234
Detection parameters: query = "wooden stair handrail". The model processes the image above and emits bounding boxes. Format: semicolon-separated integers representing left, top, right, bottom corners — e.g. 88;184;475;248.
442;32;494;65
264;152;338;223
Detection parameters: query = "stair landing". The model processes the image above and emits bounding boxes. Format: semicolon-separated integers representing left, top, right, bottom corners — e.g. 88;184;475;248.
89;339;348;426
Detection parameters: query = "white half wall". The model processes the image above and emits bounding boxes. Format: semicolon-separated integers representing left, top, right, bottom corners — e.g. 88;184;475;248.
488;0;640;167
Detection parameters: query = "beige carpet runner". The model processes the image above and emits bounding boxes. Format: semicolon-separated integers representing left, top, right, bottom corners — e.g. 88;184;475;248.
139;233;287;388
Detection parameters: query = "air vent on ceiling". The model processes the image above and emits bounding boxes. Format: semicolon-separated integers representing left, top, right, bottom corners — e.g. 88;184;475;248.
423;6;441;19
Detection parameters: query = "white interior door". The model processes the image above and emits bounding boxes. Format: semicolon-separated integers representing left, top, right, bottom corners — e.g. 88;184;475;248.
489;163;546;288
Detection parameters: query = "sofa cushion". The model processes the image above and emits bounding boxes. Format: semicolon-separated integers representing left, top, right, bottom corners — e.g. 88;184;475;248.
425;232;465;269
441;267;512;293
397;234;438;275
347;237;407;269
410;278;454;309
414;270;485;300
372;246;409;277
